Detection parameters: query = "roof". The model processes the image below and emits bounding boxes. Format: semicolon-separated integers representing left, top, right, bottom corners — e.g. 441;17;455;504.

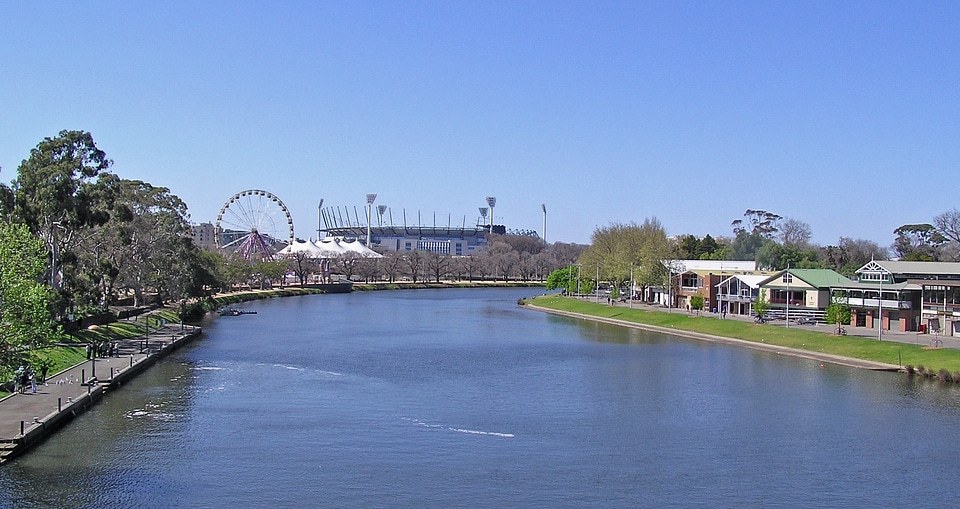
858;260;960;277
716;274;771;289
759;269;852;289
665;260;755;273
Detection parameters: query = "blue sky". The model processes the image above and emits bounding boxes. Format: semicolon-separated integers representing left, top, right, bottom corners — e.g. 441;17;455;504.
2;1;957;246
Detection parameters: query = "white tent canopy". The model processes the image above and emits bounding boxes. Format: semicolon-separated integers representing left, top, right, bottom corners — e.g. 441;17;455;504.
279;237;382;259
277;239;325;257
336;238;383;258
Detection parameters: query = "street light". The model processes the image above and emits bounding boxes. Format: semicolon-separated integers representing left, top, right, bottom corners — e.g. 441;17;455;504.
878;269;883;341
365;194;377;246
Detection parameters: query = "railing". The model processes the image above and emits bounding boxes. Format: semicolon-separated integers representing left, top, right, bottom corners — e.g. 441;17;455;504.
769;298;804;307
846;298;911;309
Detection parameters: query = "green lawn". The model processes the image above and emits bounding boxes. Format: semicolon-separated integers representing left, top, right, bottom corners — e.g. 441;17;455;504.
529;295;960;373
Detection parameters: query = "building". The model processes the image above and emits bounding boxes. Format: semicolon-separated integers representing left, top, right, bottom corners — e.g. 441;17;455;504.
318;204;516;256
831;260;960;335
190;222;217;251
716;274;772;316
756;269;851;319
657;260;757;310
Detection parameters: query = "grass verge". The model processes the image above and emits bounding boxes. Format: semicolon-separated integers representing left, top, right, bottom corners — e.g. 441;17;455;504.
528;295;960;373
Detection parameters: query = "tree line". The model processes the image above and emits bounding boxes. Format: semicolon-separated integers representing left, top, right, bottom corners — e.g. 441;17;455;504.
548;207;960;296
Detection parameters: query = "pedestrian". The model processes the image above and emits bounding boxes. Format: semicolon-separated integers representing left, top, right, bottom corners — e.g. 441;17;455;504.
29;368;36;394
86;343;92;360
40;362;49;385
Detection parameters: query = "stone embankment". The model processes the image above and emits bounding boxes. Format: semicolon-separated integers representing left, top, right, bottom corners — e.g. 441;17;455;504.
0;320;201;464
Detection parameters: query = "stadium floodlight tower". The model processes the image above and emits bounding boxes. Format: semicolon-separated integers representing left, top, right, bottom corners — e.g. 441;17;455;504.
479;207;488;229
366;193;377;245
541;203;547;243
485;196;497;230
377;204;388;226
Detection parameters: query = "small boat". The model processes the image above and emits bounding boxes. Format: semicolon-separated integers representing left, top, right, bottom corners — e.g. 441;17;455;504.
219;307;257;316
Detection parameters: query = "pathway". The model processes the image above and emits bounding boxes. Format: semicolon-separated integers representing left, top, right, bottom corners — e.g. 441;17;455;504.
0;319;201;463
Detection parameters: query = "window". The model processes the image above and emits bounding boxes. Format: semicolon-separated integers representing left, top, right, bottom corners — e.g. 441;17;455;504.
781;273;793;283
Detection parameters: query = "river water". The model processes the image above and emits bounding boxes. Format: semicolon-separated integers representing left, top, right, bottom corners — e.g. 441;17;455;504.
2;288;960;508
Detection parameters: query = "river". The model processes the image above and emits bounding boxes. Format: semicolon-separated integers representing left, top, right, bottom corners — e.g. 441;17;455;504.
2;288;959;507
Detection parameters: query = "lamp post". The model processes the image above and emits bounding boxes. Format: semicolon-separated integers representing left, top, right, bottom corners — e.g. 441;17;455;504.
365;194;377;246
629;265;634;309
878;270;883;341
785;265;790;329
596;263;600;304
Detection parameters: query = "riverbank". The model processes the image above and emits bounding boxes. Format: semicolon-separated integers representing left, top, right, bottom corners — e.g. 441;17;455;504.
525;295;960;376
0;317;201;464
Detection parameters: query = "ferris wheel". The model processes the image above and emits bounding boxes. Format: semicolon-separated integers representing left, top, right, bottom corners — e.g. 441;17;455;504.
215;189;295;260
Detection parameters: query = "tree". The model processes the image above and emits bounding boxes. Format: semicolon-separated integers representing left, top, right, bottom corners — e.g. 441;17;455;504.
892;223;945;261
423;251;452;283
2;130;114;295
402;251;424;283
690;292;705;313
820;237;888;275
934;208;960;244
779;218;812;247
755;242;821;271
546;266;577;292
826;292;851;335
0;223;62;378
285;251;318;285
727;231;765;261
933;209;960;262
753;289;770;321
731;209;782;238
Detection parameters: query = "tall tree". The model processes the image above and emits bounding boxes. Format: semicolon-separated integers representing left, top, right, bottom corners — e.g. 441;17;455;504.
934;209;960;262
778;218;812;247
2;130;114;294
892;223;945;261
731;209;782;238
0;223;61;377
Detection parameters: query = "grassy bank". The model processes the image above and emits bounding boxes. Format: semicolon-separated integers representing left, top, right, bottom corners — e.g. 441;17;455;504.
528;295;960;374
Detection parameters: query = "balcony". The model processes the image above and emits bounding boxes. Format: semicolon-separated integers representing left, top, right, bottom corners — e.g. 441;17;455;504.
846;298;911;309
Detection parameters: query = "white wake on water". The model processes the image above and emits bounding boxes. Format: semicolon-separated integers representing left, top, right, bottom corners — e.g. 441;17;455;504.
404;418;514;438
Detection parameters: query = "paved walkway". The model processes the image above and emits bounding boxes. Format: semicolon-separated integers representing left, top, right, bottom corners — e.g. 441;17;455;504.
0;318;200;462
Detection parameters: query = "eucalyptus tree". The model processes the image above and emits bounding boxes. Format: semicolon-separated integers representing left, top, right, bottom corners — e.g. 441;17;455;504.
892;223;945;261
1;131;114;297
102;180;197;306
0;223;62;377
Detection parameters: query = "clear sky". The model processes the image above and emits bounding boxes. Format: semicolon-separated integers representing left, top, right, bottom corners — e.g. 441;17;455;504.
2;1;957;247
